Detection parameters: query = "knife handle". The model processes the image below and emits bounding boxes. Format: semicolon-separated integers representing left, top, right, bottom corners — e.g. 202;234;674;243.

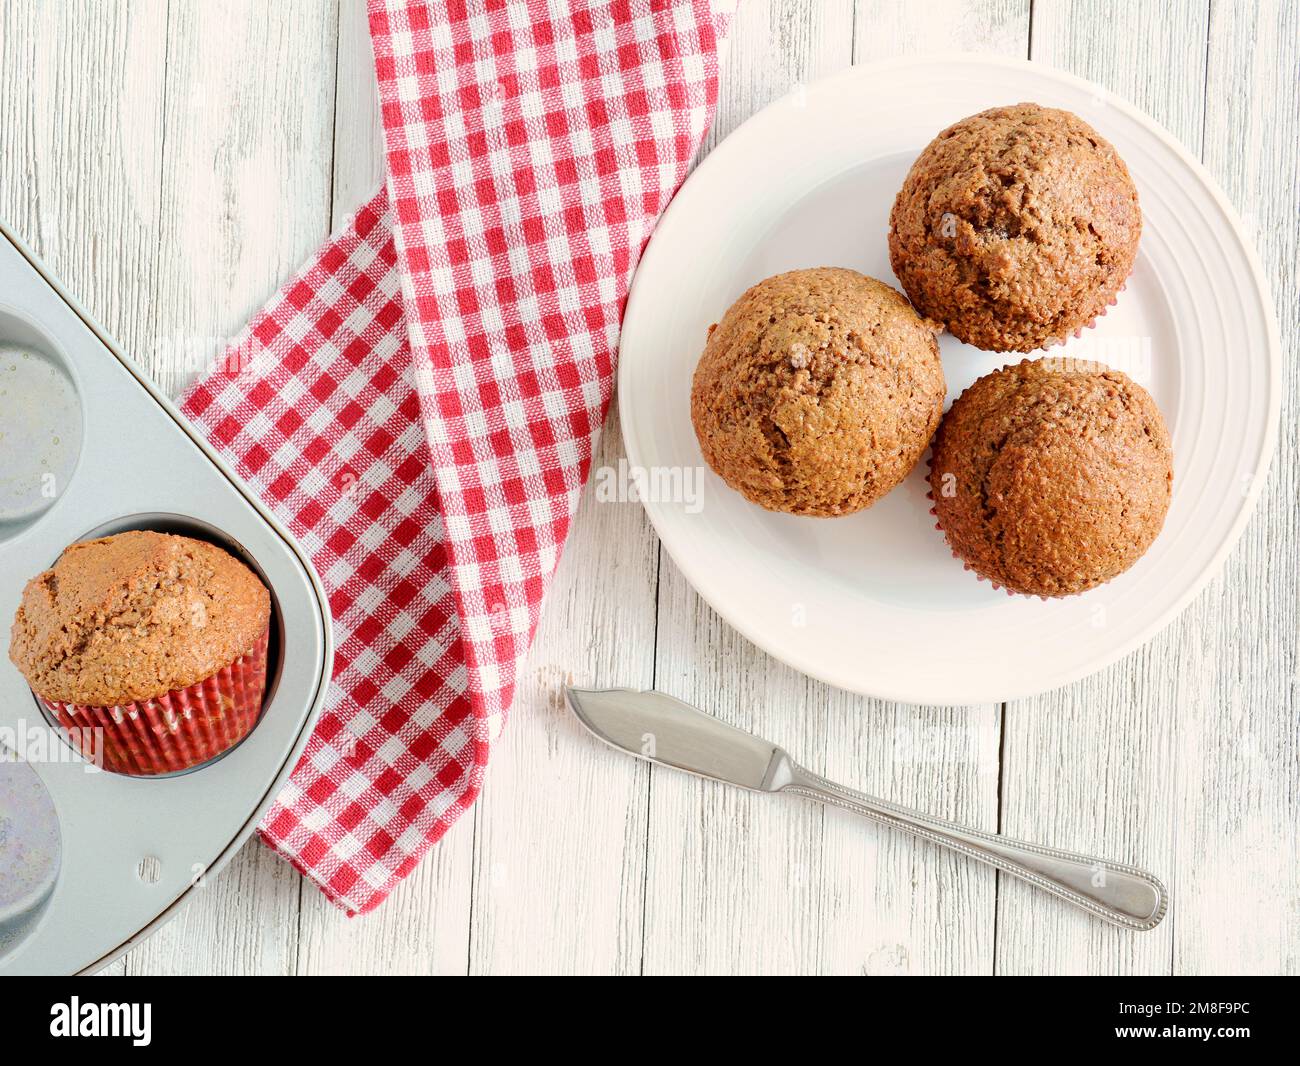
780;762;1167;931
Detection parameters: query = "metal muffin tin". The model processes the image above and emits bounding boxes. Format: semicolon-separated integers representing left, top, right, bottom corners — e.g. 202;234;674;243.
0;220;333;974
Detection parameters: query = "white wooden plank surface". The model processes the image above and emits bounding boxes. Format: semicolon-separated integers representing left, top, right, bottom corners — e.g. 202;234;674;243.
853;0;1029;61
1178;0;1300;976
0;0;1294;975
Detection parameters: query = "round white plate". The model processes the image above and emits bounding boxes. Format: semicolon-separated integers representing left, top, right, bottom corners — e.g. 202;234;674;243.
618;55;1280;705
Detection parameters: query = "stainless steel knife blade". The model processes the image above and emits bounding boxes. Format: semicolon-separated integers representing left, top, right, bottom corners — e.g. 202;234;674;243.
565;687;788;791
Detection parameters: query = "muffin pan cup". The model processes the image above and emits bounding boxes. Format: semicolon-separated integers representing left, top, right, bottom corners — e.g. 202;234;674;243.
0;220;333;974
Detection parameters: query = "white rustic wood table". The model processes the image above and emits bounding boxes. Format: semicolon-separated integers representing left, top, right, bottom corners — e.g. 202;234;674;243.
1;0;1295;976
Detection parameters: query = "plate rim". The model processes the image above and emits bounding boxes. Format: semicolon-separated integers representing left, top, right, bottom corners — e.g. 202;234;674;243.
618;52;1283;705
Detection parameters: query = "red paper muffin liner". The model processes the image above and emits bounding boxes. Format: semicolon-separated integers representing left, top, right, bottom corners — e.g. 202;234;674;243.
38;626;270;777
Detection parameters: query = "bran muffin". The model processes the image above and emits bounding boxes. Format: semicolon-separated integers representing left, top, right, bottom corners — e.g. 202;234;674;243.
10;530;272;775
690;268;946;517
889;104;1141;352
928;359;1172;597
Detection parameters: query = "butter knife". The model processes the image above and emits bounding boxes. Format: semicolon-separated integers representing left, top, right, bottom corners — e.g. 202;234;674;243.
566;687;1167;931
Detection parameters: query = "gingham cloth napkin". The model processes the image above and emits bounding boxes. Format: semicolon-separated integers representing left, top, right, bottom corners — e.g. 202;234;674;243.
179;0;730;914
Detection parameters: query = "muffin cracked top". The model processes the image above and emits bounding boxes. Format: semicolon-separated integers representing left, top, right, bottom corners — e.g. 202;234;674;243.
9;530;271;705
928;358;1172;597
690;268;946;517
889;103;1141;352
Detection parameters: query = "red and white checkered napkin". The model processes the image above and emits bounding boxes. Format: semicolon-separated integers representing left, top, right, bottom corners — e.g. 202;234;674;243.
179;0;729;914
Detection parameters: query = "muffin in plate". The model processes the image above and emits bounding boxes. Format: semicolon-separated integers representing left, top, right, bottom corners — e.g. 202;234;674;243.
690;267;946;517
889;103;1141;352
928;358;1172;597
9;530;272;776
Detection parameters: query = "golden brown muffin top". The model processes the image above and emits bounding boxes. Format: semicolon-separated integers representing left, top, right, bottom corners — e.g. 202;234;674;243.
928;358;1172;597
9;531;271;705
889;103;1141;352
690;267;946;517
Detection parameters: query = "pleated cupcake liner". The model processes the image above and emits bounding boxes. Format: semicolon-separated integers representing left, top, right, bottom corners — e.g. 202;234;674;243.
38;627;270;777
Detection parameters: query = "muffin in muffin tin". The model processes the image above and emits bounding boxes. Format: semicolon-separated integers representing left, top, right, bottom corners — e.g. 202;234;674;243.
9;530;272;776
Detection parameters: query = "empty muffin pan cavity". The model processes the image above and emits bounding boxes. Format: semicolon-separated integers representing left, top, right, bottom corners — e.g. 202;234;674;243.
0;308;85;543
0;754;63;960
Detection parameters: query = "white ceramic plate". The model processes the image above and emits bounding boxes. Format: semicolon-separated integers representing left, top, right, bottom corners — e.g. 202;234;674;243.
618;55;1280;705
